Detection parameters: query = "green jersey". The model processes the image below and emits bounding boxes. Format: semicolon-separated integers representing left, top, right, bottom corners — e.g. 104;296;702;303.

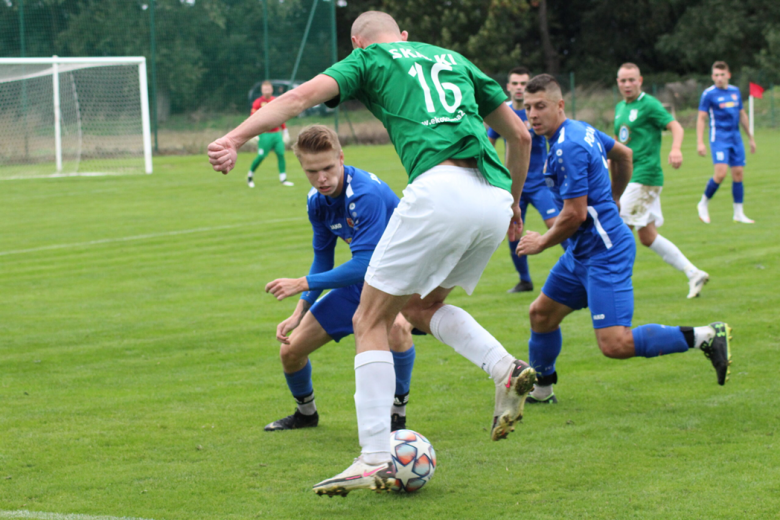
323;42;510;191
613;92;675;186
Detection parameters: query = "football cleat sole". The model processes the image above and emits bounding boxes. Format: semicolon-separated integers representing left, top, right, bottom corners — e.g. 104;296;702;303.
313;461;395;498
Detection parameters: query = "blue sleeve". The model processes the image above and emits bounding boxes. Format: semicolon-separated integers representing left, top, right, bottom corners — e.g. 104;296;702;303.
698;91;710;112
346;191;388;254
306;249;371;290
596;130;615;153
487;126;501;140
554;143;590;200
300;208;337;304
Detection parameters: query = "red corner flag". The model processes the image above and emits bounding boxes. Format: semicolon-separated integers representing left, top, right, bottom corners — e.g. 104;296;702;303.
750;82;765;99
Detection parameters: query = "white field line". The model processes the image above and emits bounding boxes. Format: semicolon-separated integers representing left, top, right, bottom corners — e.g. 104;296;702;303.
0;511;157;520
0;172;146;181
0;218;303;257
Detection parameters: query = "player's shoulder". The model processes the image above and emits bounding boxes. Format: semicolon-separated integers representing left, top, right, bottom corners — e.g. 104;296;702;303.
343;165;384;198
702;85;716;97
306;186;325;216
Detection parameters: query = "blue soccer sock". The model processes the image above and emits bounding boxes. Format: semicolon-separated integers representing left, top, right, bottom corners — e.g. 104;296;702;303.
284;359;314;401
632;324;690;358
509;239;531;282
392;345;415;397
528;329;562;378
732;181;744;203
704;178;721;199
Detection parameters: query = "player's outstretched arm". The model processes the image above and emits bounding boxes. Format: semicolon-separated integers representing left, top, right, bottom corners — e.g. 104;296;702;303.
696;111;709;156
607;142;633;202
207;75;340;174
517;195;587;256
667;120;684;169
484;103;531;240
739;109;757;153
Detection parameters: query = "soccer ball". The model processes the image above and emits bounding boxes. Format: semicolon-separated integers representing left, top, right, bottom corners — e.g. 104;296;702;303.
389;429;437;492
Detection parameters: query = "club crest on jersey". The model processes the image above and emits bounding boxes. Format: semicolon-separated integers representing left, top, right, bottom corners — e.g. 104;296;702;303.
346;218;354;228
629;109;638;122
731;94;738;101
619;125;630;143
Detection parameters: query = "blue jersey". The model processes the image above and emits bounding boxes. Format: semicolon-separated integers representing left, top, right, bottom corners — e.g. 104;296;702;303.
487;103;548;192
698;85;743;142
301;165;399;303
544;119;626;260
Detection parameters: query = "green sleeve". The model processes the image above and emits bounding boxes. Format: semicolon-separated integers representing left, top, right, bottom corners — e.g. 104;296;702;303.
649;98;674;130
322;49;366;108
464;57;508;118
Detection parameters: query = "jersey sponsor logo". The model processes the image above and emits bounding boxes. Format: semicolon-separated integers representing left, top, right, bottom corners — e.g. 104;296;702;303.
619;124;630;143
719;102;737;109
330;223;342;230
346;217;354;228
629;109;638;122
593;314;605;320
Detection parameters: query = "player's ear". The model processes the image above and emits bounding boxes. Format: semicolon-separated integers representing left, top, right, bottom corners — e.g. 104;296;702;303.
400;30;409;42
351;35;360;49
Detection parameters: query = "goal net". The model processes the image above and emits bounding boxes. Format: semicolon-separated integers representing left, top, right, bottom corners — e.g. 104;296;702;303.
0;57;152;179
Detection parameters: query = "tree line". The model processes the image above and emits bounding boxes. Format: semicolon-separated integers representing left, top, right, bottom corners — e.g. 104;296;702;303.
2;0;780;116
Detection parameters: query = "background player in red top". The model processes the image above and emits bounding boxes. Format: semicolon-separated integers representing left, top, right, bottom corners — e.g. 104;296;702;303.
248;81;293;187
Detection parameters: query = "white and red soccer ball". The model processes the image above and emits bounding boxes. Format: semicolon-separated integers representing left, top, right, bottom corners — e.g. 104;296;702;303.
389;429;437;492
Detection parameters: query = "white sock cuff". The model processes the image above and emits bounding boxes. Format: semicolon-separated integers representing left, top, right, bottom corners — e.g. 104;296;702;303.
354;350;394;370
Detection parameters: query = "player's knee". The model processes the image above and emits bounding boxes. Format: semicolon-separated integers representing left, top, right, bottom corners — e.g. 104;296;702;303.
389;316;413;352
638;232;655;248
731;168;744;182
529;300;554;331
279;343;304;370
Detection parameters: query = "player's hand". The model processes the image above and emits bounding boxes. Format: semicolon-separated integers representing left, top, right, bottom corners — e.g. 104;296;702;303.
276;314;302;344
265;277;309;301
516;231;545;256
507;204;524;241
668;149;683;169
208;137;238;175
282;129;291;146
750;138;756;154
697;143;707;157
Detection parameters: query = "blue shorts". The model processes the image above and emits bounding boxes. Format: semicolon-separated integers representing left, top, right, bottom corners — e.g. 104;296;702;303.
541;240;636;329
520;185;560;221
309;283;362;342
710;137;746;167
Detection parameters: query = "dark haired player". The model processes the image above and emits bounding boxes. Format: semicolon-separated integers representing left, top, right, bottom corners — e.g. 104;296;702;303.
517;74;732;405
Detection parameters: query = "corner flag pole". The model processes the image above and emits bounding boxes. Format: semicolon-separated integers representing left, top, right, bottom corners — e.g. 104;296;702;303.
749;94;754;137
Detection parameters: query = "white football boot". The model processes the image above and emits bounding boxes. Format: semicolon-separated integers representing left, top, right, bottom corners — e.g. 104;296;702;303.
687;270;710;299
697;200;711;223
491;360;536;441
313;456;396;497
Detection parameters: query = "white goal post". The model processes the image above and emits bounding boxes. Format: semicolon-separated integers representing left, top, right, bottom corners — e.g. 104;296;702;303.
0;56;153;178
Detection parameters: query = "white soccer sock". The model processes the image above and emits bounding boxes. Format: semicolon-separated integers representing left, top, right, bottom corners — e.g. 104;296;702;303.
530;384;554;400
429;305;514;381
354;350;394;464
279;173;287;182
649;234;698;279
700;194;709;205
693;326;715;349
296;393;317;416
247;171;253;178
733;203;744;217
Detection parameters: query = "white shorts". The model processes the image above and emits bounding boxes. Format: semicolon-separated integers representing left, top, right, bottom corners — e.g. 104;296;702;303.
619;182;664;228
365;165;513;298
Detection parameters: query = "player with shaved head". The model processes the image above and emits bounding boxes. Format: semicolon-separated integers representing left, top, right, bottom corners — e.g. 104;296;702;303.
614;63;709;299
517;74;732;405
208;10;536;496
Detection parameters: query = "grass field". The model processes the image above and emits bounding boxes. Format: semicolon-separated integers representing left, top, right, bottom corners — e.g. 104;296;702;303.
1;131;779;520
